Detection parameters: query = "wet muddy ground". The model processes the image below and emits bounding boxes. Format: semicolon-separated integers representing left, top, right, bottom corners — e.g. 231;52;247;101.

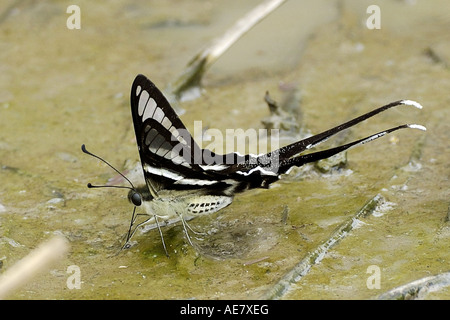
0;0;448;299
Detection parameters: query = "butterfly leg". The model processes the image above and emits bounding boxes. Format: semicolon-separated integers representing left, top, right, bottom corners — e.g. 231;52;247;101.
179;215;195;247
121;206;142;250
122;211;169;257
121;207;160;251
124;206;139;244
183;218;206;237
153;214;169;257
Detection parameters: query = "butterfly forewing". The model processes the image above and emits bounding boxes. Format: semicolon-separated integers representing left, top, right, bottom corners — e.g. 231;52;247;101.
131;75;248;194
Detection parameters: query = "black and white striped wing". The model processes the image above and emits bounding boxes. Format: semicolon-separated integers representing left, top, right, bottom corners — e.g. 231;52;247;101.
130;74;252;196
130;75;425;199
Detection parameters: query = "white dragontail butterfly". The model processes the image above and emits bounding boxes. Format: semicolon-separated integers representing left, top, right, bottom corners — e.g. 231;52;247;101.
82;74;425;256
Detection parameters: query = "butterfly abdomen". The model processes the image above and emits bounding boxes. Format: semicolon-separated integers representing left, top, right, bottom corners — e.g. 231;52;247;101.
186;195;233;216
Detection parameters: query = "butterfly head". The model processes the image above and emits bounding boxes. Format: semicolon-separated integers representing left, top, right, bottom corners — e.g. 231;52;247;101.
126;184;154;207
128;189;142;206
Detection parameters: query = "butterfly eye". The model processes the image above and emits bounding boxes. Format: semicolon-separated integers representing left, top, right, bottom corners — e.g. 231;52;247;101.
128;191;142;206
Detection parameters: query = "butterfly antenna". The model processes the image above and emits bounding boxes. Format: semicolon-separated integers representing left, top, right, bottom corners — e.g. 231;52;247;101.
81;144;136;190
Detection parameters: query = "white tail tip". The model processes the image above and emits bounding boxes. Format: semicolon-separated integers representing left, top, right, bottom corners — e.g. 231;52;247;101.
401;100;423;109
408;124;427;131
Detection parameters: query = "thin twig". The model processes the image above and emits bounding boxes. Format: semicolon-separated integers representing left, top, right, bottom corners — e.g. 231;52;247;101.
0;236;69;299
170;0;287;100
377;272;450;300
262;194;384;300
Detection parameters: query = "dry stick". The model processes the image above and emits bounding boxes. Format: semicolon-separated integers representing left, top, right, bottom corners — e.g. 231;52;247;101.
170;0;287;100
377;272;450;300
0;236;69;299
262;194;385;300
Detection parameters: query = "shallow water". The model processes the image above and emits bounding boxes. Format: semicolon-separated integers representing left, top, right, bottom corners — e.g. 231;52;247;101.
0;0;449;299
